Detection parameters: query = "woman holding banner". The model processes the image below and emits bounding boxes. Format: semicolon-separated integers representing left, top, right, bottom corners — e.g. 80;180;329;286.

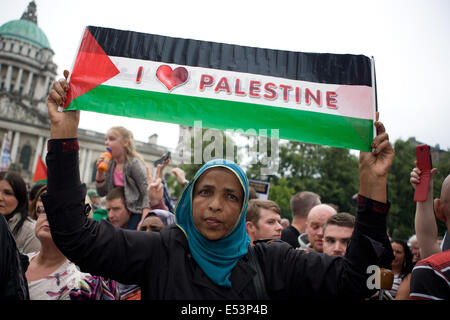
42;73;394;299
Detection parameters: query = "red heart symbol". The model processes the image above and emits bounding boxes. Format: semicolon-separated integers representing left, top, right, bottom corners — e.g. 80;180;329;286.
156;65;188;91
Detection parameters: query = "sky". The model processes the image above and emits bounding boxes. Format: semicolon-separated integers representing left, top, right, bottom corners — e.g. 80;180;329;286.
1;0;450;152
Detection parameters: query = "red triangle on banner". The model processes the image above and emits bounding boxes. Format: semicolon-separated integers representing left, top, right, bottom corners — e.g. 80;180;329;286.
64;28;120;108
33;156;47;182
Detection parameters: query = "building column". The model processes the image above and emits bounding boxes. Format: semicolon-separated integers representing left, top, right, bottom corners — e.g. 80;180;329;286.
32;75;41;100
79;148;87;180
83;149;93;183
13;68;23;92
10;131;20;162
43;76;50;97
32;136;44;173
23;71;33;96
4;65;12;92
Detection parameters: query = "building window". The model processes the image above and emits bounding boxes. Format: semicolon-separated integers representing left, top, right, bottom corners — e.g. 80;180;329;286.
19;145;32;171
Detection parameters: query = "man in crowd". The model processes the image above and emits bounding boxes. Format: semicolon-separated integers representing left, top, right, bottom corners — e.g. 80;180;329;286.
299;204;337;252
322;212;355;257
280;218;290;230
281;191;320;248
246;199;283;245
407;235;421;264
105;187;134;230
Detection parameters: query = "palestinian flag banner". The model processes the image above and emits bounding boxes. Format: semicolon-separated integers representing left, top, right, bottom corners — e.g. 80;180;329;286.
33;156;47;183
64;26;377;151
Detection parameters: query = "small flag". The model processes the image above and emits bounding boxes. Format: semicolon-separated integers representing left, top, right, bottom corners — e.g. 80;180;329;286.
33;156;47;183
0;133;11;172
64;26;377;151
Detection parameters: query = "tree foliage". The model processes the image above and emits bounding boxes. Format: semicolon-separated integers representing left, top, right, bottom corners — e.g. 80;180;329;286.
266;178;295;220
432;149;450;236
248;141;359;218
387;140;417;239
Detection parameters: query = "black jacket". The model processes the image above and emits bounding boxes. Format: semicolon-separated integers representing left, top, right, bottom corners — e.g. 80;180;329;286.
280;225;301;248
42;139;394;300
0;215;29;300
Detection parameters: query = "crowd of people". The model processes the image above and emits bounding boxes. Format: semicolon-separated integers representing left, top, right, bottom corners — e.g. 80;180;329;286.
0;73;448;301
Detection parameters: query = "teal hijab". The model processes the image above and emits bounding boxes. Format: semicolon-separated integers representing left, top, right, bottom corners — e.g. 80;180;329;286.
175;159;251;288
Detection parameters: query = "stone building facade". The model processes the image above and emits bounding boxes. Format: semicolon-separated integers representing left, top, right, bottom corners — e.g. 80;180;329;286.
0;2;169;187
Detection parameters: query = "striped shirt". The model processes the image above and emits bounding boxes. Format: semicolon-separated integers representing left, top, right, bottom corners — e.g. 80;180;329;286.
389;273;406;298
409;250;450;300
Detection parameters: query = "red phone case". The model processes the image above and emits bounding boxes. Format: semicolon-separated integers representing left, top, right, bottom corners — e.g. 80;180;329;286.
414;144;432;202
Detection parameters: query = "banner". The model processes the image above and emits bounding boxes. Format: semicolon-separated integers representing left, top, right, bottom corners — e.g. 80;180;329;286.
65;26;376;151
0;133;11;172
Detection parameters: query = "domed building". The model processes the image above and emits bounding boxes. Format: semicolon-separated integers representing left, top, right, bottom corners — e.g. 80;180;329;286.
0;2;169;186
0;2;55;114
0;1;55;182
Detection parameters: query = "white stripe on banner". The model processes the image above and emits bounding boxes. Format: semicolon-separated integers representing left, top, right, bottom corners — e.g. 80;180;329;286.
104;56;374;121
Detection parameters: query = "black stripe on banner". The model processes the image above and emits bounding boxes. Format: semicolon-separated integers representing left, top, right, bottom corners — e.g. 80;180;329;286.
87;26;372;86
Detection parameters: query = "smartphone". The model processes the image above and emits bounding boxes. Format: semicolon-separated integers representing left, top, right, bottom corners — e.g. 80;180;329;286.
414;144;432;202
154;152;171;166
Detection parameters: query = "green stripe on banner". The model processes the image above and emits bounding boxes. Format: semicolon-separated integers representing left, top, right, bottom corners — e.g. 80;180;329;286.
66;85;373;151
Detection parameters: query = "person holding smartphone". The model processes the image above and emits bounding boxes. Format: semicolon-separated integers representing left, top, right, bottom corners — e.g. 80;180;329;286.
409;173;450;300
410;165;441;260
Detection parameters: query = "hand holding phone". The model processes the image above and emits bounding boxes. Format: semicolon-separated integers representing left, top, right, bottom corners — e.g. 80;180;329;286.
154;152;171;167
414;144;432;202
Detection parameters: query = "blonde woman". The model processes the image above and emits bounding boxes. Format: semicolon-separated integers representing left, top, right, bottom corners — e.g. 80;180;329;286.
95;126;150;229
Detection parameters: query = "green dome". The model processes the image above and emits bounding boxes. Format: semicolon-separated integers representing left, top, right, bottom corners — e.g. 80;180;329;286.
0;19;51;49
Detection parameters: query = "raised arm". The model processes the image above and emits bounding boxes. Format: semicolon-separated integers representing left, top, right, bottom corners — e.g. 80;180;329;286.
358;113;395;203
410;167;441;258
42;72;159;284
46;70;79;139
